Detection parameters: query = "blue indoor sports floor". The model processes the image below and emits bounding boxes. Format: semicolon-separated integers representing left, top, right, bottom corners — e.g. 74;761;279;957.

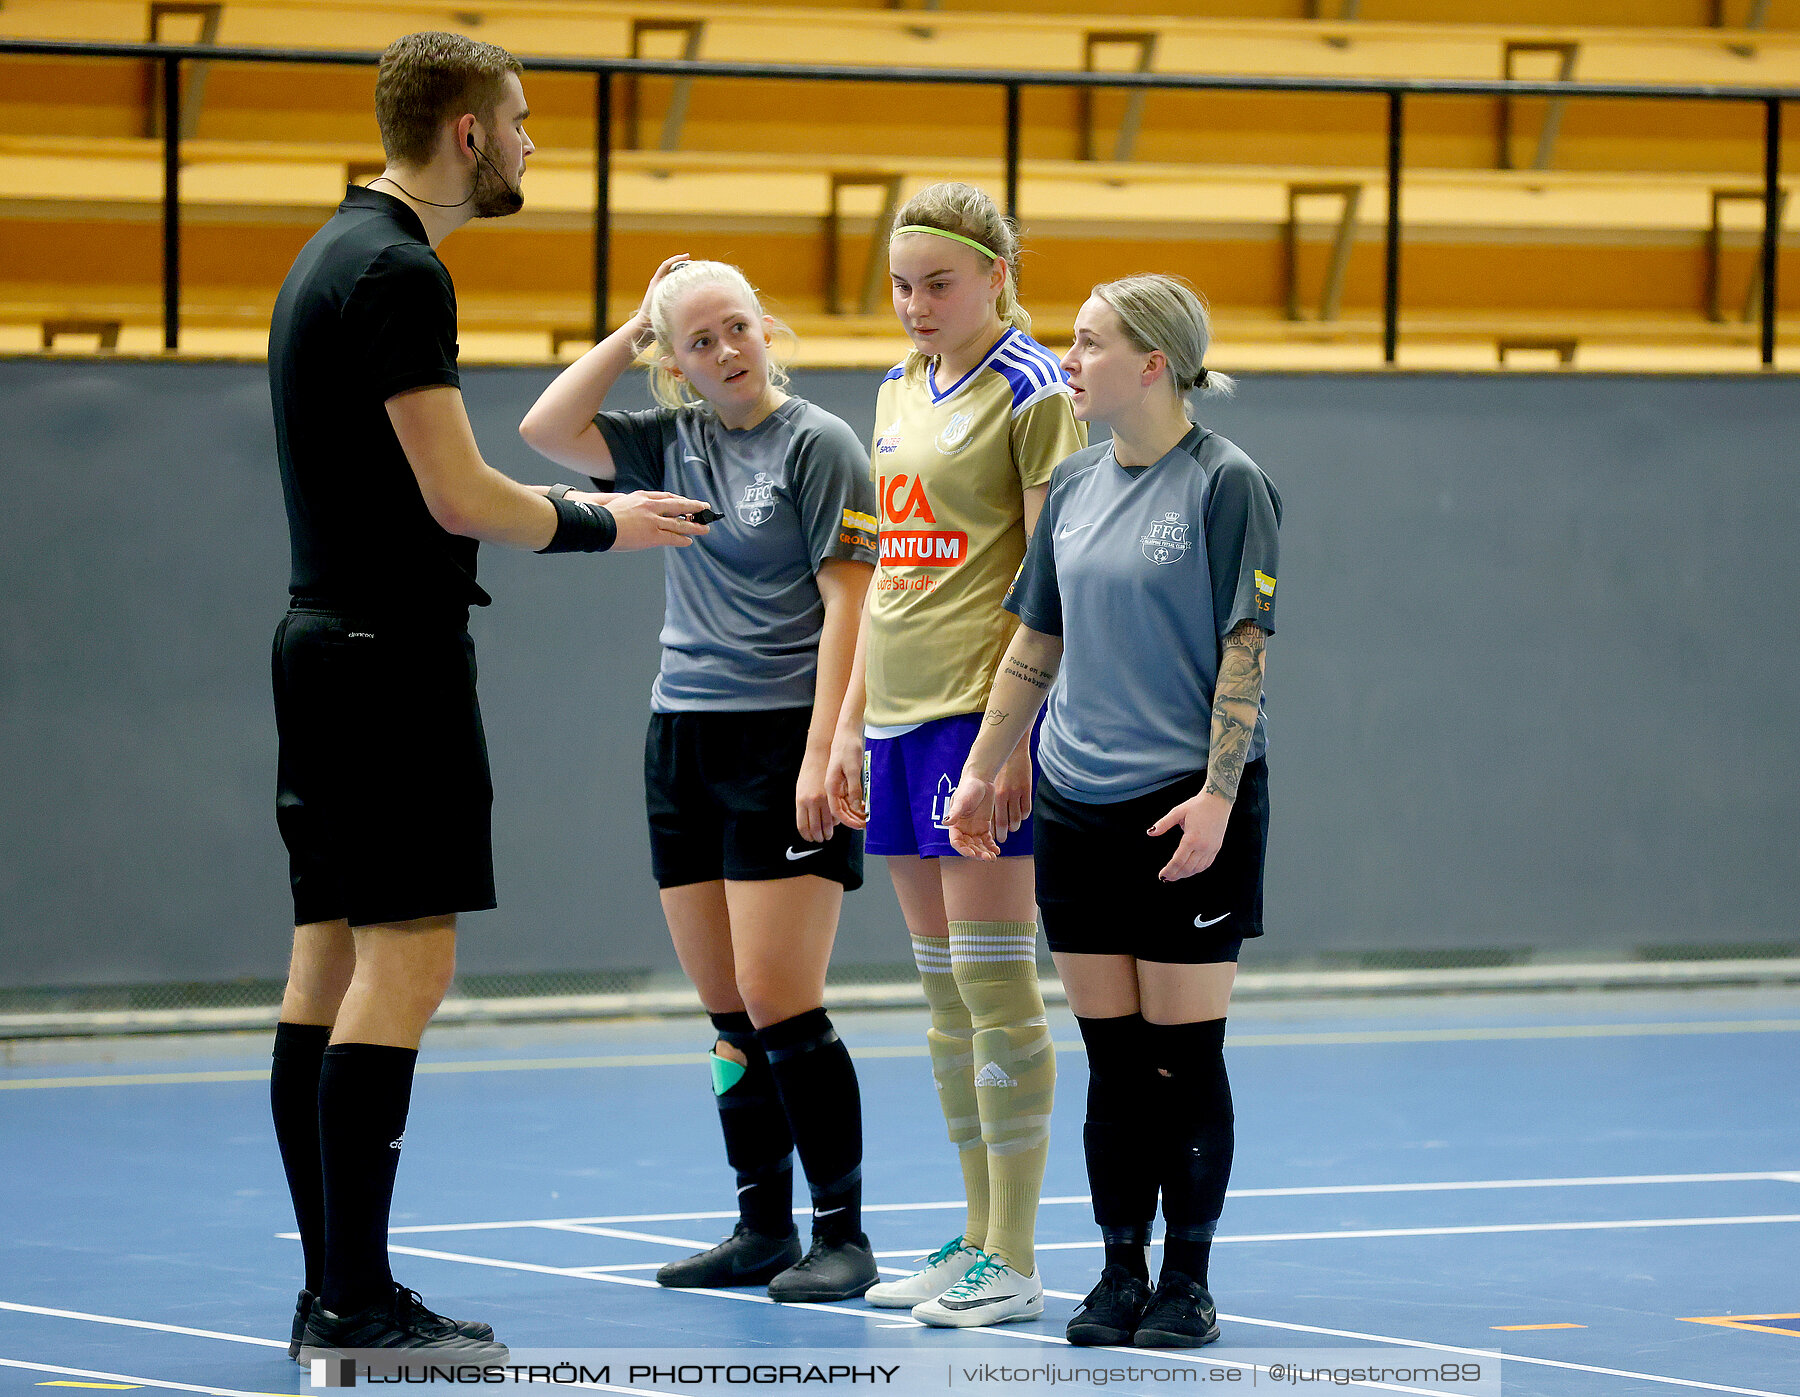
2;986;1796;1397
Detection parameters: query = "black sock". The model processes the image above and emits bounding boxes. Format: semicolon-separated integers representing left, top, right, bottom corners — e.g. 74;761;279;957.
708;1011;796;1239
270;1022;332;1294
1164;1221;1218;1284
757;1008;863;1245
317;1042;418;1316
1075;1012;1159;1278
1145;1018;1233;1289
1103;1225;1152;1282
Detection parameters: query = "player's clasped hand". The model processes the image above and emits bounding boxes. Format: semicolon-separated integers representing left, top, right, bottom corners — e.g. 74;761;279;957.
991;740;1033;844
795;748;837;846
605;490;714;550
824;728;867;830
943;771;1001;861
1148;789;1232;882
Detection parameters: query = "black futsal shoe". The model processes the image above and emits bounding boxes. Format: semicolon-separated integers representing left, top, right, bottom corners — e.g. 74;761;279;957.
290;1286;495;1365
394;1286;496;1342
766;1233;880;1302
657;1223;802;1288
296;1287;508;1369
1132;1271;1221;1348
290;1289;314;1361
1066;1265;1155;1347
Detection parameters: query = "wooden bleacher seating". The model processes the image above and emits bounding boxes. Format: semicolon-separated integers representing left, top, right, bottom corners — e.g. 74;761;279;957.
2;0;1797;366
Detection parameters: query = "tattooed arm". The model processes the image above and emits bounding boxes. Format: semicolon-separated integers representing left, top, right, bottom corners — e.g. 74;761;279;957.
1150;619;1269;881
942;626;1064;860
1201;620;1267;804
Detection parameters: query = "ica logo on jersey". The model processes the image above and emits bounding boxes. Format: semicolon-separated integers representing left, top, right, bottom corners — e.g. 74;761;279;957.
878;473;966;568
1140;511;1192;566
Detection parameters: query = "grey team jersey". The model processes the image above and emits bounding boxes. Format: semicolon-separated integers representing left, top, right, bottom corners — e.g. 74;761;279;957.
1005;424;1282;802
597;396;878;713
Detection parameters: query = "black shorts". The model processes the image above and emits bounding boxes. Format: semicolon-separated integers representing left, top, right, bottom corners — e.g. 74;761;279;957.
1034;759;1268;965
645;708;863;891
272;606;497;928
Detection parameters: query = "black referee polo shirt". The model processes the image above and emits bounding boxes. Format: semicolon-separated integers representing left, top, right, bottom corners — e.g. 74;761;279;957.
269;185;488;624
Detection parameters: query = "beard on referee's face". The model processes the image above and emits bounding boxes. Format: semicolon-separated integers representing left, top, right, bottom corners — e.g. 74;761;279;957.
472;154;524;218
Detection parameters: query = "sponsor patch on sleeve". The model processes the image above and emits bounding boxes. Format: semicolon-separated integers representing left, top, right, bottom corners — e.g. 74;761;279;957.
1255;570;1277;596
842;508;877;535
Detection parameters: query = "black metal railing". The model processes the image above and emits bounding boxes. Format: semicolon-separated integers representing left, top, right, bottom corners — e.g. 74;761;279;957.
3;36;1795;364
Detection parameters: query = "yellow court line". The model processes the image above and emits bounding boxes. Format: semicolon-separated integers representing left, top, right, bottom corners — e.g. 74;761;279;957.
1492;1322;1588;1330
1682;1314;1800;1338
3;1018;1798;1090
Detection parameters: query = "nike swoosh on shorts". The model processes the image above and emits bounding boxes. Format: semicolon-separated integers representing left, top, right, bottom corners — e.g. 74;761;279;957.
785;846;823;860
1194;912;1231;928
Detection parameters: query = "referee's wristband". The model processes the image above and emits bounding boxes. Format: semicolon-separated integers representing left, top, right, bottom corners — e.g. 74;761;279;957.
538;492;617;553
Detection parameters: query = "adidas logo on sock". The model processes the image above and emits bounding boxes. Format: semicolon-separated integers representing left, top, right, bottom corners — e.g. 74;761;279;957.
389;1134;405;1150
974;1061;1017;1088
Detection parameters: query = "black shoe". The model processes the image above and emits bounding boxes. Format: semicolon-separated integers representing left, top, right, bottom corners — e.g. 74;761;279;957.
657;1223;802;1288
296;1289;509;1369
1066;1265;1154;1347
290;1286;494;1365
1132;1271;1221;1348
767;1233;879;1303
393;1285;496;1343
289;1289;313;1361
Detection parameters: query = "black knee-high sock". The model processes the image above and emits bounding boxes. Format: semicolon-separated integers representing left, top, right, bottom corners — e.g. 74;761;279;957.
1075;1012;1160;1280
709;1011;796;1239
270;1022;332;1294
757;1009;863;1245
317;1043;417;1316
1145;1018;1233;1288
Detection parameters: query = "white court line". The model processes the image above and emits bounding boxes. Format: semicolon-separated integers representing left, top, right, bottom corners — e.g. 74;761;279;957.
565;1263;665;1274
0;1300;285;1349
1028;1213;1800;1249
1200;1309;1800;1397
378;1171;1800;1234
0;1352;682;1397
390;1242;1797;1397
0;1356;286;1396
0;1305;700;1397
536;1223;717;1249
1230;1171;1800;1197
384;1247;1467;1397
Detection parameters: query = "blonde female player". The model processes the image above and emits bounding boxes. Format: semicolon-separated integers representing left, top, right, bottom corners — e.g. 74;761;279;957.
521;256;880;1303
944;275;1279;1349
826;183;1085;1328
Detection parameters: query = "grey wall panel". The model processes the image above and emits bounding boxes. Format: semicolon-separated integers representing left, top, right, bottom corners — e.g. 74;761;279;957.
1;361;1795;987
1197;375;1799;955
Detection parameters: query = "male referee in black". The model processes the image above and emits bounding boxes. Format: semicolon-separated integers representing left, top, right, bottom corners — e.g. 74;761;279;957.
268;31;710;1365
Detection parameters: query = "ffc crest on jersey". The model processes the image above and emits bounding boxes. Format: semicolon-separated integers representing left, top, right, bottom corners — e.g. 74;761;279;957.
1140;511;1192;566
737;471;777;526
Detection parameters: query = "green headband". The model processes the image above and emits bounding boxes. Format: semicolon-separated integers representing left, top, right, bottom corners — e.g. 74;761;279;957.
892;224;1002;263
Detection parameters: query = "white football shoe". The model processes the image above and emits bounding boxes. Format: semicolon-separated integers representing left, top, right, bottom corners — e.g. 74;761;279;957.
864;1235;984;1309
911;1252;1044;1328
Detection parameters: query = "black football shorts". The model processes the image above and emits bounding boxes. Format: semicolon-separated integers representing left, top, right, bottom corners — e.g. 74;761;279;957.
272;606;496;927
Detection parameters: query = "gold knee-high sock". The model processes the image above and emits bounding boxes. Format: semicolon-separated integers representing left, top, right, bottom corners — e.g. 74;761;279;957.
950;920;1054;1276
912;932;987;1251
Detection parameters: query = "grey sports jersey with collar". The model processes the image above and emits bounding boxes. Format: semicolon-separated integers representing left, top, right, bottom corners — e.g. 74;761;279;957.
1004;424;1281;802
596;396;878;712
